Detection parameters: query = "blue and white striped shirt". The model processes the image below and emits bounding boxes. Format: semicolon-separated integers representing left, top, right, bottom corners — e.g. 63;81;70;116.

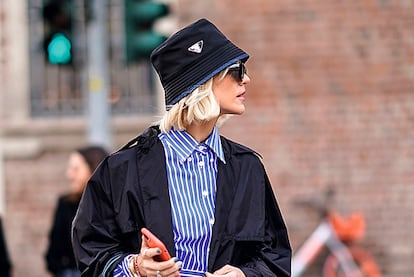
113;127;225;277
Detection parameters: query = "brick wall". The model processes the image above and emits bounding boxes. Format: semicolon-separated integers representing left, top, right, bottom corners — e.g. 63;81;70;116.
182;0;414;275
3;0;414;276
5;151;68;277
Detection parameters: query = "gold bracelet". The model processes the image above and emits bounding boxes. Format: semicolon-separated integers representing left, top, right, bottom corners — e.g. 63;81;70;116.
133;254;142;277
128;255;140;277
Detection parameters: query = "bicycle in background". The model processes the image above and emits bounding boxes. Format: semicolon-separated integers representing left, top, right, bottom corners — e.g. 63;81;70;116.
291;187;381;277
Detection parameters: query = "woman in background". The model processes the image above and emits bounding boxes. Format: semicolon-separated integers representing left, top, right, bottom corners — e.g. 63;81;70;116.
45;146;108;277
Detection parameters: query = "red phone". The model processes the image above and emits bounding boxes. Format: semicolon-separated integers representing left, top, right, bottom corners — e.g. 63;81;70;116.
141;227;172;261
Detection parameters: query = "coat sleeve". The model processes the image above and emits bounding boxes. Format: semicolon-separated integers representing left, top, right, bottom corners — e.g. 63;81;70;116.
71;157;133;277
240;170;292;277
45;197;65;274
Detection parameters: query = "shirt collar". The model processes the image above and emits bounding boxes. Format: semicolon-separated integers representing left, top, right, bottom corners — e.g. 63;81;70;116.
159;126;226;163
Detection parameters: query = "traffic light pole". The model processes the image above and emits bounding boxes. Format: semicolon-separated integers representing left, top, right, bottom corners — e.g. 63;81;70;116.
86;0;111;149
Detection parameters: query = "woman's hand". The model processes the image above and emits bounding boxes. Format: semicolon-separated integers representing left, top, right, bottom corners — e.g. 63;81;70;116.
135;235;181;277
205;265;246;277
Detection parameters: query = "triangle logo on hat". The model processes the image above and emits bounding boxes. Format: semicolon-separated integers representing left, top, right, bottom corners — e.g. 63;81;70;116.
188;40;204;53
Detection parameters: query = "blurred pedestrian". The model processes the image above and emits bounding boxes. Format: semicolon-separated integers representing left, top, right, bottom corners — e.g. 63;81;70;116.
45;146;108;277
0;217;11;277
72;18;291;277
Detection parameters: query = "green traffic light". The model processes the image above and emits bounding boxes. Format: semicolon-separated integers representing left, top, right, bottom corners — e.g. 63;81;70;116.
129;31;167;60
47;33;72;64
130;2;169;22
124;0;170;63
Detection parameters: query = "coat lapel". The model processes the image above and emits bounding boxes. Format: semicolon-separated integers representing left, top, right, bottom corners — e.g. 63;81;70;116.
208;153;236;270
138;140;176;255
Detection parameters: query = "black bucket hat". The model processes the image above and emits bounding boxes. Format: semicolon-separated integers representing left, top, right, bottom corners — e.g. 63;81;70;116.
150;18;249;110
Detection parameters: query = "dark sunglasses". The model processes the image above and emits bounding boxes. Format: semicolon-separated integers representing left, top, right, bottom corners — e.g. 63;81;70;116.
227;62;247;82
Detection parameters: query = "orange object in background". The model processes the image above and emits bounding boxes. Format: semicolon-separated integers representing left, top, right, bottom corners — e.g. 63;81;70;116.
328;212;366;242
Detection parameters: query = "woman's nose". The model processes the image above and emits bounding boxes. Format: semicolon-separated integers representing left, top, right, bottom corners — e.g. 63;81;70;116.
242;73;251;84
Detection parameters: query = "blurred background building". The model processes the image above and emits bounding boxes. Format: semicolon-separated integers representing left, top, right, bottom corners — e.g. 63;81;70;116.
1;0;414;276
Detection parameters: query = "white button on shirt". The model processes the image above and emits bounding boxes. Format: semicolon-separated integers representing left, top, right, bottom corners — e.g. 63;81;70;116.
158;127;225;277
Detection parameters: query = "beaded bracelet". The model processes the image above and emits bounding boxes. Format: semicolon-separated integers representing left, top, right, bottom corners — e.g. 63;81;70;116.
128;254;141;277
134;254;143;276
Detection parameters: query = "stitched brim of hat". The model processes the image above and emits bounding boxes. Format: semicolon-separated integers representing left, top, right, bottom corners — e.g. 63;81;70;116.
164;43;249;108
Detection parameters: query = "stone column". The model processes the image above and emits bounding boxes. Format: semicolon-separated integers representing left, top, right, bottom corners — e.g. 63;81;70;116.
2;1;30;123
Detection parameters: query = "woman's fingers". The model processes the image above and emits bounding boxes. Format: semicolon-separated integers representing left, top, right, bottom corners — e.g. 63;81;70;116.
206;264;246;277
141;256;181;277
160;260;182;277
213;265;234;275
142;247;162;259
139;235;181;277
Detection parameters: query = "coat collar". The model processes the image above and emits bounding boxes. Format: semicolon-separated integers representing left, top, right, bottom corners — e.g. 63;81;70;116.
135;126;257;266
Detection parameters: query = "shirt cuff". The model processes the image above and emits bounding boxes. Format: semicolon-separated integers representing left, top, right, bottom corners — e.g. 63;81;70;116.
112;255;136;277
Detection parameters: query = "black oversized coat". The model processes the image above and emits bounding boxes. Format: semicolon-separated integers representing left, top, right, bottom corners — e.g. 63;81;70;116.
72;127;291;277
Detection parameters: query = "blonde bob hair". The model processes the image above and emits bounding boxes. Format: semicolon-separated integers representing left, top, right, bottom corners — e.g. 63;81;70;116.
158;69;230;133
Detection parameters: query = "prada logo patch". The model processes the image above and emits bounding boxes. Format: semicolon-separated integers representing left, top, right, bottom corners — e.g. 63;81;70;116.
188;40;203;53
